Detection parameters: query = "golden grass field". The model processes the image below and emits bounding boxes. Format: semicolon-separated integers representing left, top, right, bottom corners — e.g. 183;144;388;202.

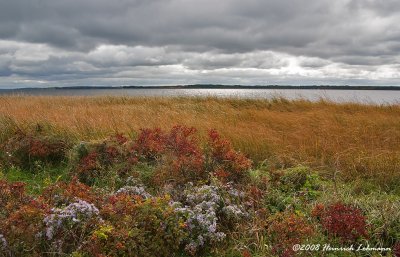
1;95;400;189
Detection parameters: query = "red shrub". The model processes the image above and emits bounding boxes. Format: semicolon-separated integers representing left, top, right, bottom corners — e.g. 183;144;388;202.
166;125;199;156
41;177;101;207
0;180;28;218
2;199;49;254
131;128;167;161
311;203;325;218
313;202;368;243
139;126;206;185
267;212;314;256
394;242;400;257
1;131;70;169
71;127;251;186
111;133;128;145
78;152;100;172
161;126;205;183
73;133;134;184
207;129;252;182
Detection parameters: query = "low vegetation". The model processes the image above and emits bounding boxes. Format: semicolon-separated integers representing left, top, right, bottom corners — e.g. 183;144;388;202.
0;96;400;256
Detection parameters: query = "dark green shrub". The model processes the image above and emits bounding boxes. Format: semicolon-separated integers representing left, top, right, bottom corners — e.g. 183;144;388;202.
279;165;321;198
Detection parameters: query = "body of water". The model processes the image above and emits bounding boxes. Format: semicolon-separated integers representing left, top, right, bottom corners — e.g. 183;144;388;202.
2;88;400;104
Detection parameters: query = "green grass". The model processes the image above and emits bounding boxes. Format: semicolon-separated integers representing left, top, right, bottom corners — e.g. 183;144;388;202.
1;164;70;195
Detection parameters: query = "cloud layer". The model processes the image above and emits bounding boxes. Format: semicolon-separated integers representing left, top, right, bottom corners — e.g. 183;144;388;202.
0;0;399;88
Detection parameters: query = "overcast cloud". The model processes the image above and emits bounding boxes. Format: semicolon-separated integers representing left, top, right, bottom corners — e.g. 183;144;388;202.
0;0;399;88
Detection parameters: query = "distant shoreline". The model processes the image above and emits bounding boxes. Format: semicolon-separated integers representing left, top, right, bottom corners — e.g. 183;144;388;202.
2;84;400;91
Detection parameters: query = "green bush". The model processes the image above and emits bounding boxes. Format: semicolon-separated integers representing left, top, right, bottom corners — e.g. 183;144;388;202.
279;166;321;198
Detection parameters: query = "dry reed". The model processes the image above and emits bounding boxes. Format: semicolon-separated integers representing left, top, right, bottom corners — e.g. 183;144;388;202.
1;95;400;188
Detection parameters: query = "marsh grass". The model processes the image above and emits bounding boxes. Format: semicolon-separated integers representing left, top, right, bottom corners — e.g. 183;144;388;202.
1;95;400;191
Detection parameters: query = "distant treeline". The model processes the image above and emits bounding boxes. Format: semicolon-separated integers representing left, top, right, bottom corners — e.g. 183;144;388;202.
2;84;400;91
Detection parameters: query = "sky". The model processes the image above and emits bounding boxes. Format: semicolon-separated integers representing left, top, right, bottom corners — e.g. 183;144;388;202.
0;0;399;88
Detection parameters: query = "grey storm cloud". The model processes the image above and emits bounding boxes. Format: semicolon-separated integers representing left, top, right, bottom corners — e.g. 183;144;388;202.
0;0;399;88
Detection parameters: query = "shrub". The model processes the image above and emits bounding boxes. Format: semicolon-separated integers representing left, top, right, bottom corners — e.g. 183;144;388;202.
71;127;252;187
83;194;187;257
207;129;252;183
263;166;321;213
41;177;101;207
278;165;321;198
0;131;71;170
172;183;248;255
393;242;400;257
43;199;102;254
1;199;49;256
138;125;206;186
267;212;314;256
0;180;27;218
263;188;302;213
73;134;132;185
312;202;368;243
131;128;167;162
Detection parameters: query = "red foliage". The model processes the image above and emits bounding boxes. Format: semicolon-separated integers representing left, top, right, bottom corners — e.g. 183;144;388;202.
163;125;205;183
0;180;28;218
1;131;70;169
28;137;67;161
131;128;167;161
311;203;325;218
166;125;199;157
78;152;100;173
242;249;251;257
88;194;186;257
313;202;368;243
393;242;400;257
41;177;101;206
74;133;134;184
208;129;252;182
111;133;128;145
267;212;314;256
1;199;49;253
135;126;206;185
72;126;251;186
246;185;264;209
0;180;25;203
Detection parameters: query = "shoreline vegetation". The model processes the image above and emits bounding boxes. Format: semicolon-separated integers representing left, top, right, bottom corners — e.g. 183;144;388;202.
1;96;400;256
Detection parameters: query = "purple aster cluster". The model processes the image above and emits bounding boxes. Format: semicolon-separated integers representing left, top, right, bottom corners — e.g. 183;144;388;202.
0;234;7;249
173;184;247;254
43;199;102;240
115;185;152;199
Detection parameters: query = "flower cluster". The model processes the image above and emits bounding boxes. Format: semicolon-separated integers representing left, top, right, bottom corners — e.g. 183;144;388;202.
44;199;102;241
115;185;152;199
87;194;187;257
173;184;247;254
0;234;7;250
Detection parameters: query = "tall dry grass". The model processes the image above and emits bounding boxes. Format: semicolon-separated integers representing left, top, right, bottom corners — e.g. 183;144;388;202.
1;95;400;189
